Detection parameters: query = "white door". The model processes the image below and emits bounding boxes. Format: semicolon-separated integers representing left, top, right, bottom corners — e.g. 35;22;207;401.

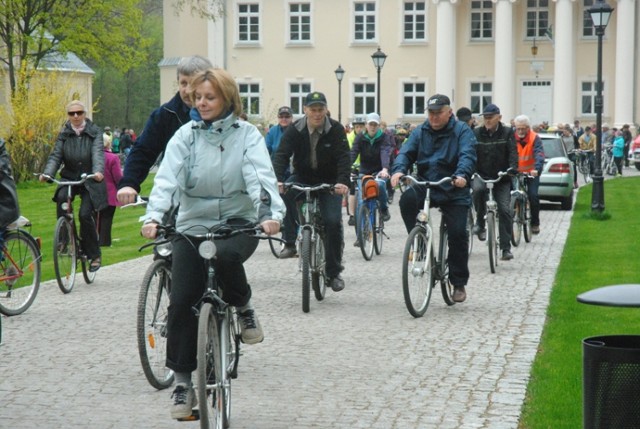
520;81;552;125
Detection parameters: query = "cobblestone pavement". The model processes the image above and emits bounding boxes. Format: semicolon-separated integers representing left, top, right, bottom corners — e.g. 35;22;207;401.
1;168;637;429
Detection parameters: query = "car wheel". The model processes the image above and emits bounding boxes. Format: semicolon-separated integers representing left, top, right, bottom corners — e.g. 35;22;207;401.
560;193;573;211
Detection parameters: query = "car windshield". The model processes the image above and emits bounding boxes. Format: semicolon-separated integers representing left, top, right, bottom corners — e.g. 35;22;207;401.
540;137;566;159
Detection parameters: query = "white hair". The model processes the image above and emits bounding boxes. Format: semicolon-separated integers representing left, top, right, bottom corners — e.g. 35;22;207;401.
514;114;531;126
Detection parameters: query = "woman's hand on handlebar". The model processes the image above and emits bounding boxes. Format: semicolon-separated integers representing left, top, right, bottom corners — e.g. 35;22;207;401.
260;220;281;236
141;222;158;239
93;172;104;182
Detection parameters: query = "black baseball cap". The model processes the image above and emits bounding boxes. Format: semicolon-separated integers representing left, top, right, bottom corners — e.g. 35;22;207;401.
425;94;451;111
480;104;501;116
304;92;327;106
278;106;292;116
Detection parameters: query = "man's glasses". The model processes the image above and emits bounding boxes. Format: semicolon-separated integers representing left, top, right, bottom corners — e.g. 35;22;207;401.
68;111;85;117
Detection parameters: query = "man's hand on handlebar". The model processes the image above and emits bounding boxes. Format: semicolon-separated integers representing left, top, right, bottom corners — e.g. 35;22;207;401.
260;220;281;235
333;183;349;196
93;172;104;182
452;176;467;188
117;186;139;205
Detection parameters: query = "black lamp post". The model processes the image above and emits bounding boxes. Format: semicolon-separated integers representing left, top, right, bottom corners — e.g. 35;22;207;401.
371;47;387;116
589;0;614;213
334;65;345;124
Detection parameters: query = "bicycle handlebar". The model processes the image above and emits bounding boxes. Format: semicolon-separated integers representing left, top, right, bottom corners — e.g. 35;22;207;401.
471;170;511;184
285;183;334;193
120;195;149;209
35;173;97;186
400;175;452;188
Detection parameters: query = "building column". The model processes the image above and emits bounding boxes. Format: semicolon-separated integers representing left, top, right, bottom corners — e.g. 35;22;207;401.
613;0;635;126
552;0;576;125
433;0;457;100
493;0;516;120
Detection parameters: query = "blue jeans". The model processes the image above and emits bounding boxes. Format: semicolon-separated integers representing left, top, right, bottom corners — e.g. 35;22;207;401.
472;177;513;251
398;187;470;287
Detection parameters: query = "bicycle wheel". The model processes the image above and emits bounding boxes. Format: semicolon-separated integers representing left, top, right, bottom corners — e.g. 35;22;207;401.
0;230;41;316
580;158;591;183
357;204;374;261
137;259;173;390
217;311;233;428
523;198;532;243
312;233;326;301
373;204;383;255
197;302;225;429
81;255;97;284
487;212;497;274
438;227;455;306
510;196;522;247
300;229;312;313
268;237;283;259
401;226;433;318
53;217;77;293
466;207;474;255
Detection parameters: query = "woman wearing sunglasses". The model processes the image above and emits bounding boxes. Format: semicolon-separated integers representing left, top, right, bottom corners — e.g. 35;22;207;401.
40;100;107;272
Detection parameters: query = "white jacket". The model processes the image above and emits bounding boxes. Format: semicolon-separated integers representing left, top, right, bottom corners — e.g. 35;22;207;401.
142;113;285;233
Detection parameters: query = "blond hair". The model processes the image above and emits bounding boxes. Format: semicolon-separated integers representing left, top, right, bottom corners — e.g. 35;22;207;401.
188;68;242;117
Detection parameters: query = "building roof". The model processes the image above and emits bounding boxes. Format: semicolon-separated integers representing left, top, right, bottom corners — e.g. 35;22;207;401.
40;51;94;75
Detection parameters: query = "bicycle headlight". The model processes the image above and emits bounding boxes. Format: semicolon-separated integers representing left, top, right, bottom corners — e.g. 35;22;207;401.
198;240;217;259
156;241;173;257
61;202;69;211
416;210;428;223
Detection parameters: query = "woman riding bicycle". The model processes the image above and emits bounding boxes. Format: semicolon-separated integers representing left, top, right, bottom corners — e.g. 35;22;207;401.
139;68;285;420
40;100;106;272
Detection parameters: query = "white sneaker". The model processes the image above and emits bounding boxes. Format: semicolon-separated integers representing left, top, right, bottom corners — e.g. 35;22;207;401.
238;309;264;344
170;383;197;419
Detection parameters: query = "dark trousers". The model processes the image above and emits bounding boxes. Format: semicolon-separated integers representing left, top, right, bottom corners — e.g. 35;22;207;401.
398;187;470;287
526;176;541;226
282;177;344;278
614;156;624;175
98;205;116;246
166;233;258;373
472;178;513;251
55;186;100;260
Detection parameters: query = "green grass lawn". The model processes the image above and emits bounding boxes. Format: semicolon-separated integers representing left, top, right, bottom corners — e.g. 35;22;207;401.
519;176;640;428
15;176;155;283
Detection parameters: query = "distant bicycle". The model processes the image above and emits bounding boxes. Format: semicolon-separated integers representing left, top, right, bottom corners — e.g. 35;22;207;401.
39;173;100;293
354;174;387;261
571;149;593;183
510;173;533;247
0;216;42;316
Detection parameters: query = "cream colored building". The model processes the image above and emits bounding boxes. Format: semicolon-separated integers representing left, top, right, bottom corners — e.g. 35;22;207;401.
161;0;639;129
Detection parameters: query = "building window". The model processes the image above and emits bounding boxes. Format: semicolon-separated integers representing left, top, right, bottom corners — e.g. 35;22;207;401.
525;0;549;38
289;82;312;115
353;82;376;116
581;81;602;115
471;1;493;40
354;2;376;41
403;82;427;115
239;82;261;115
238;3;260;42
403;1;426;41
470;82;493;114
582;0;596;37
289;3;311;42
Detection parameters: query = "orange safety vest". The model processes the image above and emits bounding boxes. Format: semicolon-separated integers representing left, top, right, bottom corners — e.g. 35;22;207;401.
516;131;537;172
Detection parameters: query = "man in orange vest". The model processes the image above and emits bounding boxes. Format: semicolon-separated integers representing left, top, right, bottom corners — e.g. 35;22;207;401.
514;115;545;234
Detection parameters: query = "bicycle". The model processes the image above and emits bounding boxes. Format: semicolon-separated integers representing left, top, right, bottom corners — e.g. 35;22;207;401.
285;183;332;313
400;175;456;318
121;196;175;390
466;198;475;255
39;173;101;293
151;222;274;427
354;174;387;261
0;216;42;316
510;173;533;247
571;149;593;183
602;143;617;176
472;171;510;274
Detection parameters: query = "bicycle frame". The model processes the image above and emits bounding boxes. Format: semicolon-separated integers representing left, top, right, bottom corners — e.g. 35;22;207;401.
472;171;509;273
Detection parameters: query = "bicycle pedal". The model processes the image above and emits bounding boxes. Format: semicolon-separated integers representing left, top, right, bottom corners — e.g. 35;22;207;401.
176;409;199;421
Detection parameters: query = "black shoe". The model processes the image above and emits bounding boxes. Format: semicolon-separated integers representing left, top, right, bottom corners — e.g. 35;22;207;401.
353;239;361;247
473;225;486;241
501;250;514;261
89;257;101;272
452;286;467;303
329;275;345;292
279;245;297;259
381;209;391;222
348;215;355;226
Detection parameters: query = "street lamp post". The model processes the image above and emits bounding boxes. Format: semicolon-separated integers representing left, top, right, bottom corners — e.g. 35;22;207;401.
371;47;387;115
334;65;345;124
589;0;614;213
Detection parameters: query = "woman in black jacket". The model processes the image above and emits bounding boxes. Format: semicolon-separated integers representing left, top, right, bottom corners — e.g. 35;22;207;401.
40;100;107;271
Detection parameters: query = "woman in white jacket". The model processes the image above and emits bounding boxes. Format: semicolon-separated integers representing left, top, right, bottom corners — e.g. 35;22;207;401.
140;68;285;419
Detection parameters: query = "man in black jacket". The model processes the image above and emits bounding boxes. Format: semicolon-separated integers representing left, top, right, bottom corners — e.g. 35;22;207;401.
472;103;518;260
117;55;212;205
272;92;351;292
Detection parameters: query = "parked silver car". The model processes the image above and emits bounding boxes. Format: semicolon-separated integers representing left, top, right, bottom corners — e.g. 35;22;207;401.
537;133;575;210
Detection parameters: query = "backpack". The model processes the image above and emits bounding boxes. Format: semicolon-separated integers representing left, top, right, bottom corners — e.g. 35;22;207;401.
361;175;379;200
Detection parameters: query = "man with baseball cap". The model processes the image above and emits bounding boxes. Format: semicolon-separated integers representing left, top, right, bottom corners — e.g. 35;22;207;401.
391;94;477;303
272;92;351;292
266;106;293;158
472;103;518;261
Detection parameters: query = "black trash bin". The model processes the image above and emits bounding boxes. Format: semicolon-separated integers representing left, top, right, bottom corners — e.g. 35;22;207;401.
583;335;640;429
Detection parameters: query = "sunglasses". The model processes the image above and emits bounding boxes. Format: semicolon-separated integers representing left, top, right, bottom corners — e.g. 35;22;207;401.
68;111;85;117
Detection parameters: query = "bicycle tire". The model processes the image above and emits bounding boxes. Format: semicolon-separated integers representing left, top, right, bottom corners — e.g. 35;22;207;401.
81;256;97;284
136;259;173;390
218;311;232;428
487;212;497;274
312;233;326;301
438;226;454;306
523;198;532;243
0;230;41;316
196;302;224;429
268;237;283;259
357;204;374;261
301;229;312;313
373;204;383;255
401;226;433;318
53;217;77;293
510;196;522;247
466;207;474;255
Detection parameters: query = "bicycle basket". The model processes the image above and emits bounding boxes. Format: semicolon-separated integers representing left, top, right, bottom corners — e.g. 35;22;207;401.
361;175;379;200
